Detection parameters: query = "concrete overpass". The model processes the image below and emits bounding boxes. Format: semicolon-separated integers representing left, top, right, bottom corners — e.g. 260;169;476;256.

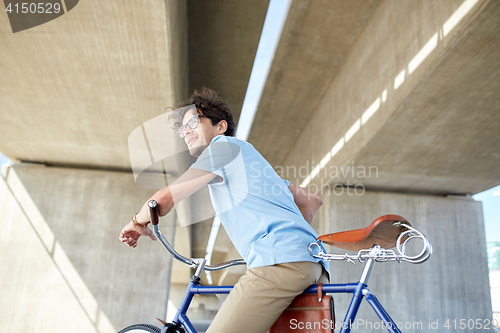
1;0;498;332
0;0;268;331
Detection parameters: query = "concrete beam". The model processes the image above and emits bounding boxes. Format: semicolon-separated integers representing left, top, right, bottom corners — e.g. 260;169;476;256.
345;0;500;195
248;0;382;164
0;0;187;169
187;0;270;123
249;0;500;195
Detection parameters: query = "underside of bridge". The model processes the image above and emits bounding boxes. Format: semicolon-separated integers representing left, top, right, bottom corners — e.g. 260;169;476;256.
0;0;498;332
249;0;500;196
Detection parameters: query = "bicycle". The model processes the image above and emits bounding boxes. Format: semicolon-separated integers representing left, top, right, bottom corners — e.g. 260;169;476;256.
119;200;432;333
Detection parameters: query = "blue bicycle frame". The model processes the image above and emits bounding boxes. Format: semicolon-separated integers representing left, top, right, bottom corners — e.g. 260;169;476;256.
144;200;426;333
168;257;401;333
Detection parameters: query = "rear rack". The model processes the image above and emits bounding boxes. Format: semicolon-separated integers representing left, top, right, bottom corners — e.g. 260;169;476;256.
309;223;432;264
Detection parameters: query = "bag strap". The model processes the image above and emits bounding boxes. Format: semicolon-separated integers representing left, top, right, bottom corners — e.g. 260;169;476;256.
317;283;323;302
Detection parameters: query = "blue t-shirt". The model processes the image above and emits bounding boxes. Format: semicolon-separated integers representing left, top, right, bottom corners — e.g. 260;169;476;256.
190;135;329;276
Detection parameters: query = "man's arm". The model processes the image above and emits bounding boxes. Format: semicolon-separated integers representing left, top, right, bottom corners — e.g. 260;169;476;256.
119;168;218;247
288;183;324;224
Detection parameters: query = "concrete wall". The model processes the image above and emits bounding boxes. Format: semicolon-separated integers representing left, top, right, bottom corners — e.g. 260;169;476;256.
166;0;188;106
0;164;176;332
319;189;492;332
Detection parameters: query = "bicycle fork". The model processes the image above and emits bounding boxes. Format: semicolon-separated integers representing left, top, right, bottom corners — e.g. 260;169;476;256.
165;259;235;333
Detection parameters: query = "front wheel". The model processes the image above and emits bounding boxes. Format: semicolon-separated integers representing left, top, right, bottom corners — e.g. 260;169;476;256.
118;323;161;333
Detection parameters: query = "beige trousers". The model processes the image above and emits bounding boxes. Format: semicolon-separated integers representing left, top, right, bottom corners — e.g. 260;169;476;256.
205;261;329;333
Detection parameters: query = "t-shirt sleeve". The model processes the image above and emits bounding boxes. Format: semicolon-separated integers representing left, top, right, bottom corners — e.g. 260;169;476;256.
282;178;291;187
189;137;241;184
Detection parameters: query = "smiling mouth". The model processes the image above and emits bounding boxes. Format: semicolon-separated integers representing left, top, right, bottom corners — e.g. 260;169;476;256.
187;136;197;146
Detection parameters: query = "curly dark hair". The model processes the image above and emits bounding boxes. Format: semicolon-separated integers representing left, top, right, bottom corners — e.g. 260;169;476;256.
170;87;236;137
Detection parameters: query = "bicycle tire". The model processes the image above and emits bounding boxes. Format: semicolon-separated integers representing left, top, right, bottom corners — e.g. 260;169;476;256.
118;323;161;333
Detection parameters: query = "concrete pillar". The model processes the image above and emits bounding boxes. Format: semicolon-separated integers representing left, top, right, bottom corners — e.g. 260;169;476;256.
0;164;176;332
319;189;491;332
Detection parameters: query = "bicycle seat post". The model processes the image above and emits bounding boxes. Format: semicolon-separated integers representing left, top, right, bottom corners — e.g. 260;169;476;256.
359;246;380;285
359;258;374;285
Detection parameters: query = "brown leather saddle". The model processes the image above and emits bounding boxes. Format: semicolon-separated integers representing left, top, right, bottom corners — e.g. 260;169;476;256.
317;214;410;252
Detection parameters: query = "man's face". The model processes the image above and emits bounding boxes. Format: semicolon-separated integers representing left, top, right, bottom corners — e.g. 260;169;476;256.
181;108;220;157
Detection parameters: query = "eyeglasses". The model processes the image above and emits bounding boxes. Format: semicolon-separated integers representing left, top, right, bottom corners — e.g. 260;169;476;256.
177;114;206;138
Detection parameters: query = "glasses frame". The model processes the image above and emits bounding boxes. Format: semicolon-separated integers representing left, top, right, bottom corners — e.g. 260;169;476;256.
177;114;206;138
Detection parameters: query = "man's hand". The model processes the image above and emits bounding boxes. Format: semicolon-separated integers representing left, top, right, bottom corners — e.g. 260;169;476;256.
119;221;157;248
288;183;324;224
119;169;218;248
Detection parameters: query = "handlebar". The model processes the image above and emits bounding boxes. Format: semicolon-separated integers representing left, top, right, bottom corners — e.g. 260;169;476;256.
149;200;160;225
148;200;246;271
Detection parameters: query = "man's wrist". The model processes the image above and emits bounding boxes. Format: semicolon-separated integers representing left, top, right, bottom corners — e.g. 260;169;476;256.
132;213;150;228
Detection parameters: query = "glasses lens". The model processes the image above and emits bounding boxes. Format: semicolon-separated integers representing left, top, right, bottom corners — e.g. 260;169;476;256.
177;115;199;138
177;125;186;138
187;116;199;129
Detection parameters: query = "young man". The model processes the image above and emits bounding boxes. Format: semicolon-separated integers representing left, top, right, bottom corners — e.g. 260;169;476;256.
120;88;329;333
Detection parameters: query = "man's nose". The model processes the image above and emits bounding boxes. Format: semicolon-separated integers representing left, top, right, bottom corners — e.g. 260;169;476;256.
185;126;193;137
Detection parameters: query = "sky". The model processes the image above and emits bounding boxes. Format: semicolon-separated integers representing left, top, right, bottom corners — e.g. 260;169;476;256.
473;185;500;241
235;0;292;140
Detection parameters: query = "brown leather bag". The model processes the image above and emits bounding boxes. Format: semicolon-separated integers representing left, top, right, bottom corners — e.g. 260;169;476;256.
267;284;335;333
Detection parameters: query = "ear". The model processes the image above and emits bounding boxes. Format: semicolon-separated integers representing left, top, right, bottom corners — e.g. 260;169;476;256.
218;120;228;134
